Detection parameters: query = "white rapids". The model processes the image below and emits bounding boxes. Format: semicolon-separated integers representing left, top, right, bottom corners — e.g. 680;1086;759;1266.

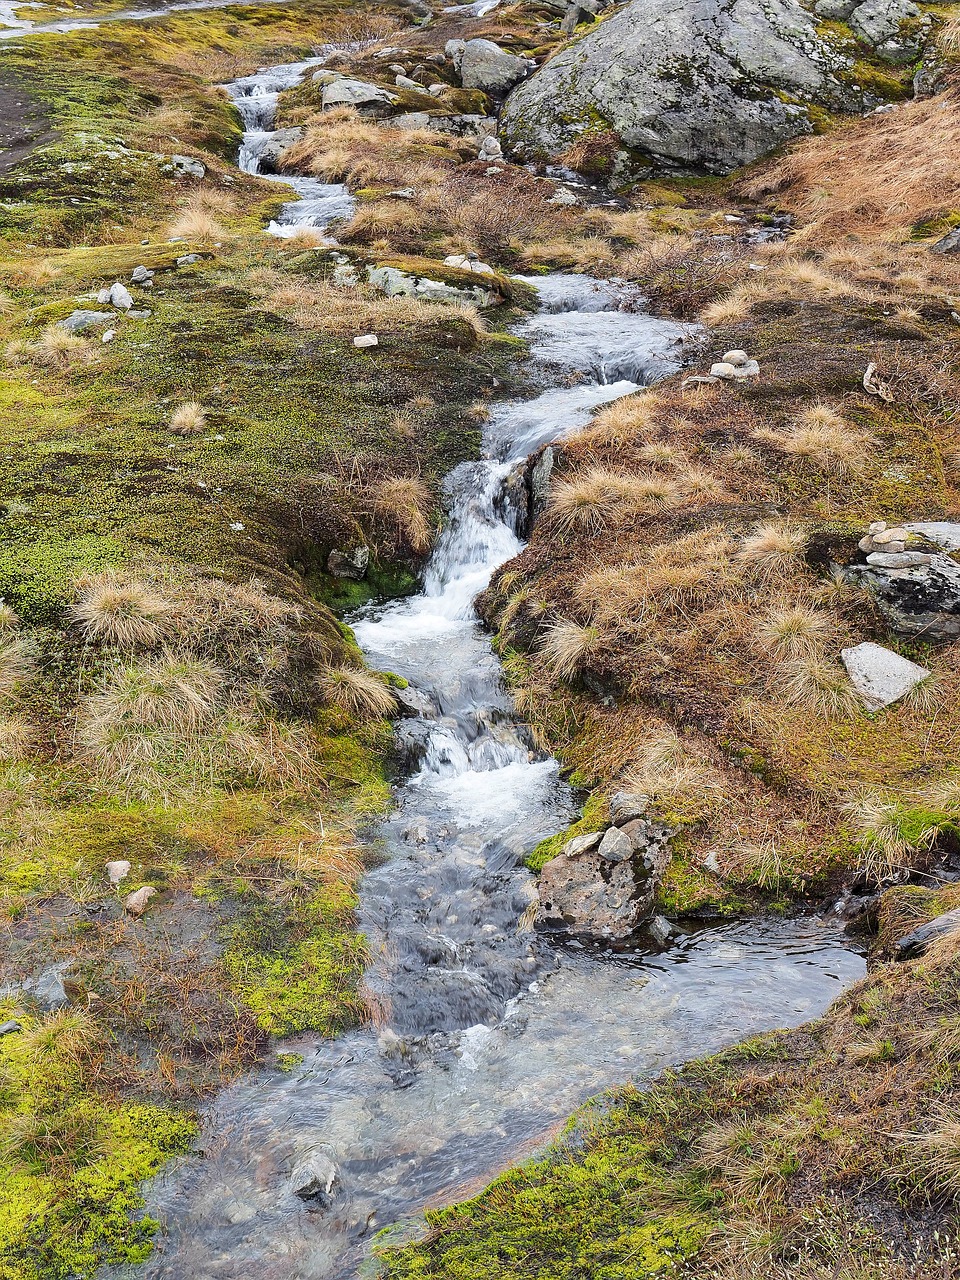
100;55;867;1280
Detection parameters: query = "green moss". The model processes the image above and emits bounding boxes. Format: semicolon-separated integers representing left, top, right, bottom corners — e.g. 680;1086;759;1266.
655;854;747;917
0;1006;196;1279
526;789;608;872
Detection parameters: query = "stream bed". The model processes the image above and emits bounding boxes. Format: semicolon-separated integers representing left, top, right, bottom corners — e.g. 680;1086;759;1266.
110;56;867;1280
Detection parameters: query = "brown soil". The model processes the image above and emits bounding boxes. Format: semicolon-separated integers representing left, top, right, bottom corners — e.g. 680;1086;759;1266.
0;70;56;171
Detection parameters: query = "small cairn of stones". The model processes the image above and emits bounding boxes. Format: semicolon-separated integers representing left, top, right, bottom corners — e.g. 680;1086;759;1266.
683;349;760;388
858;521;933;570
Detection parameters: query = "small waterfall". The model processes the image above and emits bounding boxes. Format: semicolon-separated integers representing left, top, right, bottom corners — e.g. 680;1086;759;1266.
110;55;867;1280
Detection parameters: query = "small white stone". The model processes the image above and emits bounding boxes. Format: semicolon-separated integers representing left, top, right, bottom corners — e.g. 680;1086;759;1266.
353;334;379;348
229;521;245;531
722;349;749;366
840;642;930;711
124;885;157;917
108;282;133;310
710;361;739;378
101;329;116;343
105;859;131;885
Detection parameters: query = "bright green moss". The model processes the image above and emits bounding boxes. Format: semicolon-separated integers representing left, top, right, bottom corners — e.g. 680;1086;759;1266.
525;788;608;872
0;1006;196;1279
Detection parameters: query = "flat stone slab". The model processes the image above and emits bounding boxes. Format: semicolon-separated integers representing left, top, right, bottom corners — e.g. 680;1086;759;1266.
905;522;960;551
840;641;930;710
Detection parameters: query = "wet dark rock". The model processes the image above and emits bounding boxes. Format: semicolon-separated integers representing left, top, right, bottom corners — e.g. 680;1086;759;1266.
840;552;960;639
647;914;680;946
893;907;960;958
528;445;555;528
327;545;369;580
290;1151;339;1211
26;962;72;1009
394;684;436;718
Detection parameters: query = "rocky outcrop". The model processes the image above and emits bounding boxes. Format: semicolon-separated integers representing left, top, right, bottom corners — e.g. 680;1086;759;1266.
842;553;960;640
501;0;899;176
536;804;671;940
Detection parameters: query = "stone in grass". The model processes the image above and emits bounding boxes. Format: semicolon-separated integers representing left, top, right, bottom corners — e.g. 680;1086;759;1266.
125;885;157;916
353;334;378;348
59;310;114;333
840;641;930;711
105;859;131;885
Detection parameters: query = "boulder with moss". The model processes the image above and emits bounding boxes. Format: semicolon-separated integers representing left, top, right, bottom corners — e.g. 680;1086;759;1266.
501;0;900;176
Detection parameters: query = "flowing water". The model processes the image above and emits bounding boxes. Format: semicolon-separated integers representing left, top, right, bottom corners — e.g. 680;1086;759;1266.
107;57;867;1280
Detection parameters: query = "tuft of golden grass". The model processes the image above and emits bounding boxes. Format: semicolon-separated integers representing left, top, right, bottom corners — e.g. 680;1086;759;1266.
754;603;836;658
737;520;807;581
318;666;397;720
0;639;34;703
895;1104;960;1197
71;575;176;648
0;716;33;760
621;731;725;818
373;476;434;555
547;466;678;536
764;403;869;472
31;325;92;370
539;620;600;681
776;653;859;719
168;400;207;435
168;200;226;246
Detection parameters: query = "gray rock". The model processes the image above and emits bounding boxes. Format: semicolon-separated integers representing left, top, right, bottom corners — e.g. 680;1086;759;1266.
529;445;555;523
176;253;200;266
391;112;434;130
840;641;930;710
904;522;960;551
109;282;133;310
321;79;398;115
893;906;960;957
501;0;884;175
130;265;154;284
327;545;369;579
841;553;960;640
445;38;466;73
597;826;634;863
59;310;114;333
27;962;72;1010
0;1020;21;1035
610;790;648;826
848;0;930;64
931;226;960;255
168;153;205;179
254;126;303;172
865;551;933;569
394;684;437;718
814;0;857;17
564;830;604;857
537;843;656;939
648;914;680;946
395;74;421;90
460;39;529;96
290;1151;339;1210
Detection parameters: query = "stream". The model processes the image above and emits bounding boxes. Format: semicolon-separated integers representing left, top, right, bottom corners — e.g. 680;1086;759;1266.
107;56;868;1280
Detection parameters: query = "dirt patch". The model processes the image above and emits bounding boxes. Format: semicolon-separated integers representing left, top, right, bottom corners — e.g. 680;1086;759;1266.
0;70;56;171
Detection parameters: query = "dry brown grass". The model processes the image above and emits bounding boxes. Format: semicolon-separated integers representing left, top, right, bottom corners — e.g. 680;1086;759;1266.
758;404;870;473
740;83;960;239
754;603;836;658
71;575;176;648
168;401;207;435
547;466;679;536
318;666;397;720
737;520;807;582
31;325;92;370
540;620;600;681
168;200;226;246
0;639;34;703
372;476;434;555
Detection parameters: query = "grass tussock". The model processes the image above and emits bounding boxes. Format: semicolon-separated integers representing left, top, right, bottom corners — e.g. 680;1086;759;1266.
540;620;600;681
168;400;207;435
318;666;397;720
547;466;679;536
71;575;176;649
371;476;435;556
736;521;807;582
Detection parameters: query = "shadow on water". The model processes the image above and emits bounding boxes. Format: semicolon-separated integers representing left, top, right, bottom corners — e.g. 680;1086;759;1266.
103;56;867;1280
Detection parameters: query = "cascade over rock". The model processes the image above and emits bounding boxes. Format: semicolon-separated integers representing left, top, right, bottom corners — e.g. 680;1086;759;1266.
501;0;908;175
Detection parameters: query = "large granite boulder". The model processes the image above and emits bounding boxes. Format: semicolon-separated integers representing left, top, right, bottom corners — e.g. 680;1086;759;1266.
842;550;960;641
501;0;903;176
536;814;671;940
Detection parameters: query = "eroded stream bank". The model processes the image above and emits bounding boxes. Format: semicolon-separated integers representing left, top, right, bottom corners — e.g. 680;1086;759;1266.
102;55;869;1280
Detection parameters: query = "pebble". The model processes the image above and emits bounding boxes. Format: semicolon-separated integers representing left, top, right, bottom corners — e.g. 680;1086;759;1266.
0;1020;21;1036
124;885;157;917
353;334;379;348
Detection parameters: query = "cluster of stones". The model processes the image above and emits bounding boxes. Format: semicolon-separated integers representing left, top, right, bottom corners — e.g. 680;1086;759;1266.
858;520;933;569
683;349;760;388
535;793;671;941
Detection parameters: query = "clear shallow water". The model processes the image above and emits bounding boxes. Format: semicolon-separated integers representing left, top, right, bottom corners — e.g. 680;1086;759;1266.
103;56;867;1280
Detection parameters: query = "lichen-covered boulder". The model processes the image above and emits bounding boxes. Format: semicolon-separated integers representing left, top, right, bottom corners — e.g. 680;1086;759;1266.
459;39;530;96
501;0;891;176
536;817;670;940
